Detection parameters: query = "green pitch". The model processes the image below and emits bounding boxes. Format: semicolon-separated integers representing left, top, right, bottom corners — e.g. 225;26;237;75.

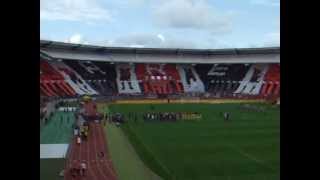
40;158;64;180
104;123;163;180
40;112;74;180
40;111;75;144
108;103;280;180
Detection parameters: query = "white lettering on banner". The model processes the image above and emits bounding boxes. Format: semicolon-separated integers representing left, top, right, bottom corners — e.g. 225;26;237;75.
208;65;229;76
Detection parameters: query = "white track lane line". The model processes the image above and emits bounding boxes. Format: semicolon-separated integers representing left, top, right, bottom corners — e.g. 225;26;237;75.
65;137;76;180
93;123;109;180
64;140;71;179
97;123;117;179
86;126;98;180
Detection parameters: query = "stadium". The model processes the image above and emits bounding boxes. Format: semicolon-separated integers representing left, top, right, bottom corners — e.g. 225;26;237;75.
40;40;280;180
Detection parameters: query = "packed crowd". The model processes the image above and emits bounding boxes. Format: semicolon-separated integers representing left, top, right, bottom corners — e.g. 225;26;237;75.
143;112;202;122
240;104;266;112
55;100;78;108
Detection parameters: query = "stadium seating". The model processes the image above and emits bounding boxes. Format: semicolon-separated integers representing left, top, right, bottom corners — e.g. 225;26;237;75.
63;60;117;95
136;64;183;95
195;64;250;95
260;64;280;97
177;64;205;93
40;60;76;97
93;62;117;95
48;60;98;96
116;63;141;94
63;60;106;80
40;57;280;99
234;64;269;95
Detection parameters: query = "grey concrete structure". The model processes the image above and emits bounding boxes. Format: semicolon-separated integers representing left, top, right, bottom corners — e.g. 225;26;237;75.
40;40;280;64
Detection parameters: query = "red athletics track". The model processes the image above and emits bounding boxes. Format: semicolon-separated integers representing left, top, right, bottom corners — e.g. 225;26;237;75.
64;122;118;180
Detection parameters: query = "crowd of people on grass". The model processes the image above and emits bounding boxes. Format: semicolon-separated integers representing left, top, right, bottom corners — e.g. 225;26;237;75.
143;112;202;122
103;111;203;124
240;104;266;112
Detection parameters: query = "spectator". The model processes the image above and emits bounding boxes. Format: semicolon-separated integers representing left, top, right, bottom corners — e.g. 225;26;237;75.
83;130;88;141
134;114;137;123
80;126;85;138
74;127;79;136
70;167;78;179
224;112;230;121
116;121;120;127
60;115;63;124
128;112;132;120
98;151;104;158
50;112;54;119
67;115;70;124
76;136;81;145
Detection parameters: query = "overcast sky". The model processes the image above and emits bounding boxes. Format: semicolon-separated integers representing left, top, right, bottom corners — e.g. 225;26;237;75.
40;0;280;49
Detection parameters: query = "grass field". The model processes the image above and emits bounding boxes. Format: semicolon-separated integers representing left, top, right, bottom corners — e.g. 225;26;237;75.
40;158;64;180
104;123;163;180
40;112;74;180
108;103;280;180
40;111;74;144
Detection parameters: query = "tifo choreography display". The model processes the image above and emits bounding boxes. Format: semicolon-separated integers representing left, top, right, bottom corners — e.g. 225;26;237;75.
40;60;280;99
40;41;279;101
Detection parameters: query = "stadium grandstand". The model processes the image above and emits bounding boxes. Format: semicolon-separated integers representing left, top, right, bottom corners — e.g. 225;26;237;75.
40;40;280;101
40;40;280;180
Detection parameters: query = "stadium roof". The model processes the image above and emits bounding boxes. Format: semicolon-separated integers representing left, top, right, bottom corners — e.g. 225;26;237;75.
40;40;280;64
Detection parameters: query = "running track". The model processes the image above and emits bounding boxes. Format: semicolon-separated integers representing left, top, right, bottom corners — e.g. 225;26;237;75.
64;122;118;180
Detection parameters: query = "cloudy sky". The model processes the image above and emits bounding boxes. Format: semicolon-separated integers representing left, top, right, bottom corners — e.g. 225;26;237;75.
40;0;280;49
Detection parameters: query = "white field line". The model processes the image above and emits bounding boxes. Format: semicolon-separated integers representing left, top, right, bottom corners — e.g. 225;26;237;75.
227;144;276;171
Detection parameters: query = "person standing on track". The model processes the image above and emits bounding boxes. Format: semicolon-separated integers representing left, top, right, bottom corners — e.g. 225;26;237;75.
80;161;87;176
98;151;105;158
76;136;81;145
70;167;78;179
83;130;88;141
80;126;85;139
74;126;79;136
